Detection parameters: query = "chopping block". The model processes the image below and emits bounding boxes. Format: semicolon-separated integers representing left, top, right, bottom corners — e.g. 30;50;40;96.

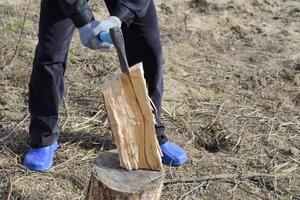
86;28;164;200
87;150;164;200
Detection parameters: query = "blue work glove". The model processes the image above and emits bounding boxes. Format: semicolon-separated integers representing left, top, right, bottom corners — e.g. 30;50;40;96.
98;16;121;32
79;16;121;49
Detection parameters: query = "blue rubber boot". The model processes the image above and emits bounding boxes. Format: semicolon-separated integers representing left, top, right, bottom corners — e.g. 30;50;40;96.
23;141;58;171
160;140;187;166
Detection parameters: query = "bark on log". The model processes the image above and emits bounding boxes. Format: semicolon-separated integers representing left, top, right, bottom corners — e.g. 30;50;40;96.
87;150;164;200
101;63;162;170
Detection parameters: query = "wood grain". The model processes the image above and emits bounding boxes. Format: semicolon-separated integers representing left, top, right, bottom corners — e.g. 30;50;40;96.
102;62;162;170
87;150;164;200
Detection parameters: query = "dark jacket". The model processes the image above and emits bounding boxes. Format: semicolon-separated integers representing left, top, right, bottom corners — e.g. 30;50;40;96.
57;0;151;28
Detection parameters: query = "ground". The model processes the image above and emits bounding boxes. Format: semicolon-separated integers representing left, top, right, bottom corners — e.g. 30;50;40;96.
0;0;299;199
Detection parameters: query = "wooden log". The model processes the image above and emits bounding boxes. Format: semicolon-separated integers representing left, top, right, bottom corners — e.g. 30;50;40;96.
102;63;162;170
87;150;164;200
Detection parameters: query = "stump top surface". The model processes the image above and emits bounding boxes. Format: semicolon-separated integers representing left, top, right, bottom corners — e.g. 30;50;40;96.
92;150;164;193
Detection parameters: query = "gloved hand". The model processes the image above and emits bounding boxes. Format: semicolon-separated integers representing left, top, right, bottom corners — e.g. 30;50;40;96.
98;16;121;33
79;16;121;49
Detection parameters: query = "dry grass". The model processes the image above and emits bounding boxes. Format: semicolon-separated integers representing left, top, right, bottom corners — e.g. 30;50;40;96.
0;0;299;199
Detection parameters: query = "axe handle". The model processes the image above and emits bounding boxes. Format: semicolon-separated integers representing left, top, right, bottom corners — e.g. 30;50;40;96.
109;27;130;74
99;32;112;44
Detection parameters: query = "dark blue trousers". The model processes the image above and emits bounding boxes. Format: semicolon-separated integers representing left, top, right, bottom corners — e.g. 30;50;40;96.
29;0;165;147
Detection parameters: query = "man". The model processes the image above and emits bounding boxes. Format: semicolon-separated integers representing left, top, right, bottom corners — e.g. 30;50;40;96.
24;0;187;171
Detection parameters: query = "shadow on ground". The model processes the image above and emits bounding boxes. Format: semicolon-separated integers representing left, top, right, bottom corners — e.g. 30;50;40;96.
59;130;116;151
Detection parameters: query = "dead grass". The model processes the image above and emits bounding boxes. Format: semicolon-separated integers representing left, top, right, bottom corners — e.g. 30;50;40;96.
0;0;299;199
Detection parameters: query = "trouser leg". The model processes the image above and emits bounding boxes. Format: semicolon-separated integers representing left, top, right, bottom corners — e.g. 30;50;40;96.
104;0;166;140
29;0;75;147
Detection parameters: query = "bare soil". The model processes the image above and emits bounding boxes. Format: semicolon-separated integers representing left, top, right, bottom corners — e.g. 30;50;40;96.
0;0;299;199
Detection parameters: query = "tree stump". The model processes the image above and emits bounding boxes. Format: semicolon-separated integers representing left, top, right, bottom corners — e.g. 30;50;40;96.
87;150;164;200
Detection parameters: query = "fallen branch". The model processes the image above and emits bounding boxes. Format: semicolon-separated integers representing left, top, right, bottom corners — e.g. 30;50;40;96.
164;173;275;185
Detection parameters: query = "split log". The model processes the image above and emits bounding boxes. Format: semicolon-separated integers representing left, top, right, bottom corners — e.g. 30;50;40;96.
87;150;164;200
102;62;162;170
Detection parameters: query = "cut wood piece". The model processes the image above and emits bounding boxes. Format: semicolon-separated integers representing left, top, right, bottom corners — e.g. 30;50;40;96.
129;64;162;170
87;150;164;200
102;62;162;170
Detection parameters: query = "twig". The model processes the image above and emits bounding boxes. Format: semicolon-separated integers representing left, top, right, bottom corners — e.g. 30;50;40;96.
164;173;275;185
4;0;32;68
184;119;196;145
210;100;226;127
73;109;101;127
183;12;190;32
149;98;158;124
72;124;94;132
268;97;289;140
0;114;29;142
232;135;241;151
231;122;246;151
69;52;89;77
66;109;102;130
49;154;79;172
289;156;300;165
161;106;173;117
6;173;12;200
238;181;264;200
62;95;70;129
178;182;207;200
192;109;273;121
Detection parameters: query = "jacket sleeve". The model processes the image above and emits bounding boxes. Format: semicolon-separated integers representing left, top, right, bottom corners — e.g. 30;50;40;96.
57;0;94;28
111;0;152;26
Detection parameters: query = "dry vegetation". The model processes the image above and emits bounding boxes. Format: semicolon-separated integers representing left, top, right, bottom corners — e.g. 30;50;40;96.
0;0;299;199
